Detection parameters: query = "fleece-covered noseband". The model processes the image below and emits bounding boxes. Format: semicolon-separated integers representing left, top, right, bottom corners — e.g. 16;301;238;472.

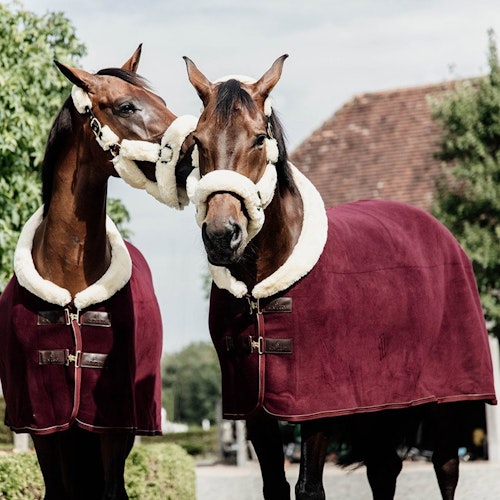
186;75;279;241
71;85;197;209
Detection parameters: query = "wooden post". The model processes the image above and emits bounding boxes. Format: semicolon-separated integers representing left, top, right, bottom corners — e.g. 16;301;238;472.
235;420;247;467
486;336;500;462
13;433;29;453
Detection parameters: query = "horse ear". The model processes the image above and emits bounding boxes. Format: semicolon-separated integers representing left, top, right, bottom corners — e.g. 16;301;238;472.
122;44;142;72
54;60;96;93
252;54;289;100
183;56;214;106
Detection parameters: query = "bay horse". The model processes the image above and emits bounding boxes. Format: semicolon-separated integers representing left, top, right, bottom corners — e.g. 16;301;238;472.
182;55;497;499
0;46;196;499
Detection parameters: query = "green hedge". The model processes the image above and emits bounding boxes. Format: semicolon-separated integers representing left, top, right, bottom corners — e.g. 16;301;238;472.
126;443;195;499
0;443;195;499
0;398;14;447
143;427;218;457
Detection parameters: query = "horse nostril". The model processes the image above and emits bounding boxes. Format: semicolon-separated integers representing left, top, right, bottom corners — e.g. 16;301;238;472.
229;223;242;250
202;220;243;254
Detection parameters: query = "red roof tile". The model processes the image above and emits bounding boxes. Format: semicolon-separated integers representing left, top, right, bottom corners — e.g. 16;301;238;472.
290;81;465;211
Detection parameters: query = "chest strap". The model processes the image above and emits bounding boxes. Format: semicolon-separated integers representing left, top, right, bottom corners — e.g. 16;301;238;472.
37;309;111;327
36;308;111;370
38;349;108;369
224;296;294;355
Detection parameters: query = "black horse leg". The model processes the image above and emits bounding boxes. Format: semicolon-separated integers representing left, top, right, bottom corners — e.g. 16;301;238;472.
430;404;460;500
361;413;402;500
246;413;291;500
100;433;135;500
32;433;67;500
295;420;329;500
33;427;104;500
364;442;402;500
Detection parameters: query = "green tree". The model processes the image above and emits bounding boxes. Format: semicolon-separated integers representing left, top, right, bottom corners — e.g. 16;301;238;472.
163;342;221;425
431;29;500;337
0;2;129;290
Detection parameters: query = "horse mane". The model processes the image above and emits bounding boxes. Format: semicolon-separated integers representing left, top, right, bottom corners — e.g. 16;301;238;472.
40;68;152;215
215;79;296;194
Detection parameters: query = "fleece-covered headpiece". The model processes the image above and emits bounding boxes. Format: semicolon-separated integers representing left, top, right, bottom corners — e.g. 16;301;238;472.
186;74;279;241
71;85;197;209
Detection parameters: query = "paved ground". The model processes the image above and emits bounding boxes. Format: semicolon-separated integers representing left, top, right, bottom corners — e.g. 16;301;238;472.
196;460;500;499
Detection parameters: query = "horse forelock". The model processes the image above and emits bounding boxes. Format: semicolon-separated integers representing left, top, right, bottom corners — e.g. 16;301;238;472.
213;80;295;194
214;79;256;122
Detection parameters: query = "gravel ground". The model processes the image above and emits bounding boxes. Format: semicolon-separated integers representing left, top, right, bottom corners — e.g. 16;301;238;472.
196;460;500;499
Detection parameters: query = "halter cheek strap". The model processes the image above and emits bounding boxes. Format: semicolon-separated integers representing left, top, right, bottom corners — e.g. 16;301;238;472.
71;85;198;209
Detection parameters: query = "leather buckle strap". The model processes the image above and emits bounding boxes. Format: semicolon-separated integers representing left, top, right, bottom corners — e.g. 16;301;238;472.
262;297;292;314
262;338;293;354
38;349;108;369
224;336;293;355
246;296;293;315
37;310;111;327
80;352;108;369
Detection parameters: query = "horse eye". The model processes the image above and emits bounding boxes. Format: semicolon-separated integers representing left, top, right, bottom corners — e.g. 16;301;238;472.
254;134;267;148
117;102;137;116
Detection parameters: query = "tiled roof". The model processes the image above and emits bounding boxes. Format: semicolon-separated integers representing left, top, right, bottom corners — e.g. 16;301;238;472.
290;81;464;211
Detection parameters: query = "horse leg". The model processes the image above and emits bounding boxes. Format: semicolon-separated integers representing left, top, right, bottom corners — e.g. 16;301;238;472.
100;433;135;500
364;442;402;500
430;404;460;500
32;433;67;500
361;413;402;500
246;413;291;500
33;427;104;500
295;420;329;500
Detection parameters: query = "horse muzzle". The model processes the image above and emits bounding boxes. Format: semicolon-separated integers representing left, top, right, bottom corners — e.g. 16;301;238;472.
202;217;246;266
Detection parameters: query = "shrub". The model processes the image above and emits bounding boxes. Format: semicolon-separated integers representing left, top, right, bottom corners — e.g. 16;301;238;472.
126;443;195;500
143;427;218;457
0;443;195;499
0;452;44;499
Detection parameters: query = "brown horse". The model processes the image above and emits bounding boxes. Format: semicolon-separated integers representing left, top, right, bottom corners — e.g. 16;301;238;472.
0;47;195;499
182;55;497;499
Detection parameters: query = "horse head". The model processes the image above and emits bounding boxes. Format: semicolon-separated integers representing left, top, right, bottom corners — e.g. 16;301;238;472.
184;55;295;268
52;46;196;209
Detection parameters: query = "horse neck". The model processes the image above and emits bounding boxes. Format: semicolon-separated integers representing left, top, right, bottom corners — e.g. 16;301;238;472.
230;186;303;289
32;136;113;299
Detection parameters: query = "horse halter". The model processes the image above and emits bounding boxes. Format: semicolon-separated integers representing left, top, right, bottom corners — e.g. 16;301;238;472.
71;85;197;209
186;75;279;241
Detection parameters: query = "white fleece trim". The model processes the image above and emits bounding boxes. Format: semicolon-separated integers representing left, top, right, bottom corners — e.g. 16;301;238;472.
209;164;328;298
112;115;198;208
156;114;198;208
14;206;132;310
71;86;92;114
188;163;278;241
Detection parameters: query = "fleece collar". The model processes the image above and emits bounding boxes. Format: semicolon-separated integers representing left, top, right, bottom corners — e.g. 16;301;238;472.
208;164;328;298
14;207;132;310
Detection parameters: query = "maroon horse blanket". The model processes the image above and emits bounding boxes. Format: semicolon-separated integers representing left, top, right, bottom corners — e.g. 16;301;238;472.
0;242;162;435
210;200;497;421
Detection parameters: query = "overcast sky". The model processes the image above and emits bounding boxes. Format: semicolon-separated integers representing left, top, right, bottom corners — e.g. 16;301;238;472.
20;0;500;352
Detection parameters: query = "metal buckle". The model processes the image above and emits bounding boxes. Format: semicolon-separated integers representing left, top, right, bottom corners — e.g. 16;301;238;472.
89;115;102;138
246;296;260;315
64;308;80;325
158;143;173;164
250;336;264;355
66;350;82;368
